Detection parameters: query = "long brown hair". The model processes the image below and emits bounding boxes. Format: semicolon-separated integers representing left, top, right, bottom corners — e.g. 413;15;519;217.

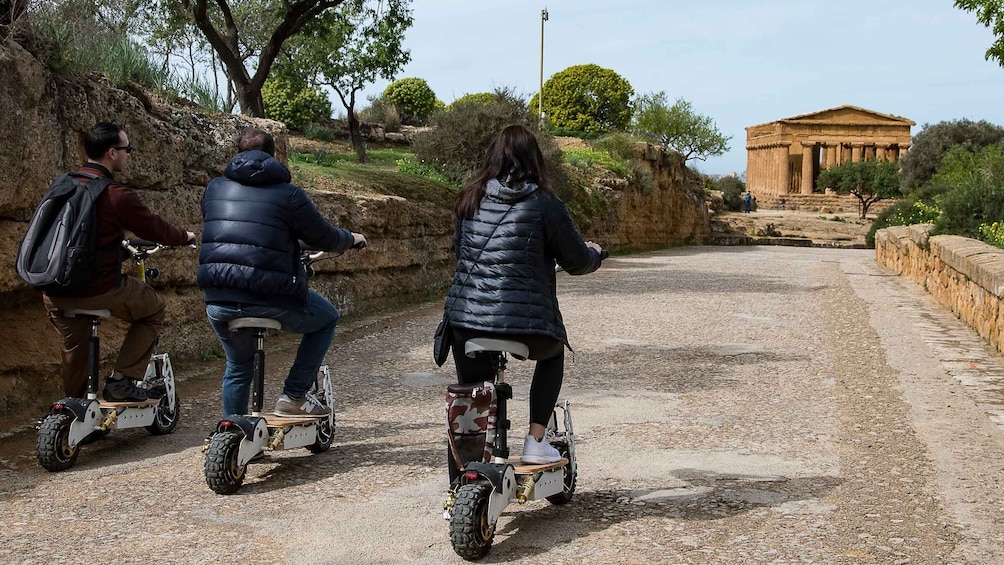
454;125;554;219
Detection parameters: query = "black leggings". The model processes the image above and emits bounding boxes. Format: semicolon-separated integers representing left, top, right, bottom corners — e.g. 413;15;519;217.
450;327;564;426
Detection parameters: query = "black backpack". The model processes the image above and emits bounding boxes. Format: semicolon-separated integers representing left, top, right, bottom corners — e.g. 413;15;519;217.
16;171;113;294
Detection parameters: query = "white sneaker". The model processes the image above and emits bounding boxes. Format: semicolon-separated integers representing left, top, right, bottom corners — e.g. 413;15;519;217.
521;434;561;464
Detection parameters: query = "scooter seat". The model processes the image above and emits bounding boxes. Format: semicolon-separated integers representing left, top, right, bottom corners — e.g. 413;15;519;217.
63;308;111;319
465;338;529;360
228;317;282;331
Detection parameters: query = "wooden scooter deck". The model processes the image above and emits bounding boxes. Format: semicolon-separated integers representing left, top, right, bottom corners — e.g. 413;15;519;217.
508;457;568;474
261;412;325;426
99;399;160;408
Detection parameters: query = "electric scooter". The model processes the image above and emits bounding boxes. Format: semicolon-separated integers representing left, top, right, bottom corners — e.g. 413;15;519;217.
442;339;577;560
203;243;362;494
36;239;188;471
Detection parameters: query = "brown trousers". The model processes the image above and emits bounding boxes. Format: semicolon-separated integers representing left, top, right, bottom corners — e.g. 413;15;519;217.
43;276;165;397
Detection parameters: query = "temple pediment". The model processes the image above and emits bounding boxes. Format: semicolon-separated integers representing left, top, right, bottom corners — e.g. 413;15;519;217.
772;105;915;127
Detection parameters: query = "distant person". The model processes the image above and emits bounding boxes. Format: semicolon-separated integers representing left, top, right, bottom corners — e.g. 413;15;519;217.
743;191;752;213
42;122;195;401
779;196;786;210
198;127;367;417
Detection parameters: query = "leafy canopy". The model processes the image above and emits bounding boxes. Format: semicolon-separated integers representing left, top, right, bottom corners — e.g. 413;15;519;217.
633;92;730;162
529;64;634;134
956;1;1004;67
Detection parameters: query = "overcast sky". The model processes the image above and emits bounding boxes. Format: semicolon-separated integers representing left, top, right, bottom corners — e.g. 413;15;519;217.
354;0;1004;175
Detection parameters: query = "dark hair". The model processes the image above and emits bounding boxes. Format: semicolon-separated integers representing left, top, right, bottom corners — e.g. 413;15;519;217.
238;127;275;156
84;122;123;159
454;125;552;219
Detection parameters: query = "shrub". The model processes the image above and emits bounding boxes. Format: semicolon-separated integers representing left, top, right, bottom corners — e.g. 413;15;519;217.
593;132;642;160
383;77;436;125
715;176;746;211
303;122;336;142
979;222;1004;248
901;119;1004;193
529;64;634;134
929;144;1004;239
262;76;331;130
450;92;496;108
866;199;941;247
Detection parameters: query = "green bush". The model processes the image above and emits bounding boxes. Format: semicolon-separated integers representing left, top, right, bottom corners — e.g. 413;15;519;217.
866;199;941;247
715;176;746;211
901;119;1004;193
262;76;331;130
450;92;496;108
303;123;336;142
979;222;1004;248
563;147;630;177
929;144;1004;239
593;132;642;160
383;77;436;125
529;64;634;134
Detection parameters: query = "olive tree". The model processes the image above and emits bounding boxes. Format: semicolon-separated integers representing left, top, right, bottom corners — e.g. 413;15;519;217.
633;92;730;162
817;159;901;218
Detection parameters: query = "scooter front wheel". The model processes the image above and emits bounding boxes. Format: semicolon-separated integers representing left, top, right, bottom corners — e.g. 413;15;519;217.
450;482;495;560
204;430;246;494
37;413;79;472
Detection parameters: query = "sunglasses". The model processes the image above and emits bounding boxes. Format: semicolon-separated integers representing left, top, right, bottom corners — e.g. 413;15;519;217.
113;144;134;154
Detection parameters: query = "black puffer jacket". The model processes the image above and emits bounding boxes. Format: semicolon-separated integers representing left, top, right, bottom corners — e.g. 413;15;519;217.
198;150;354;309
445;179;601;345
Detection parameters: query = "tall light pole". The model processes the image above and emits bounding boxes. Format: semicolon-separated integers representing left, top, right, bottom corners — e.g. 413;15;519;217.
539;8;548;128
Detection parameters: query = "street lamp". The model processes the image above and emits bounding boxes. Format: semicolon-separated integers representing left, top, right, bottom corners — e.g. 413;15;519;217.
539;8;548;128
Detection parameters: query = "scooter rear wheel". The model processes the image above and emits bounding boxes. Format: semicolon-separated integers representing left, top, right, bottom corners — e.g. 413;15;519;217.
205;430;246;494
546;442;576;505
307;413;335;453
37;412;79;472
450;482;495;560
146;393;180;435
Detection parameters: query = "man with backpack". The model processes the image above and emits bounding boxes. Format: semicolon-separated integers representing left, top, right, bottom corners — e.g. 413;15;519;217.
37;122;195;402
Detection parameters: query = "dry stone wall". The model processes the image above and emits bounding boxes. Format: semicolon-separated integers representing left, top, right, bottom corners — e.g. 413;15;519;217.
875;224;1004;352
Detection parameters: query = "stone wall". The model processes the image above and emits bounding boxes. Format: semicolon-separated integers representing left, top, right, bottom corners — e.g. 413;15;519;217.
875;224;1004;352
580;143;710;249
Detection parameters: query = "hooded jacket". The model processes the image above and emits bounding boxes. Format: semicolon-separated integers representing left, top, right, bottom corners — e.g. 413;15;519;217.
444;179;601;346
198;150;354;309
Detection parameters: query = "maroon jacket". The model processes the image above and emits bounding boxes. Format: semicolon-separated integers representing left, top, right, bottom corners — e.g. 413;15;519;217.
65;163;190;296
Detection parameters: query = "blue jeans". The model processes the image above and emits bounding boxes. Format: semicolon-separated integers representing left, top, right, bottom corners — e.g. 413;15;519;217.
206;290;340;416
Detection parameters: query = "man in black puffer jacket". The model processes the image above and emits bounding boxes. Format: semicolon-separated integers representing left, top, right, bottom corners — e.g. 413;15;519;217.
199;127;366;417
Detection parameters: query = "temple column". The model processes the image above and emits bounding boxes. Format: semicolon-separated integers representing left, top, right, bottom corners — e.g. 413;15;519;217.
876;145;887;161
801;142;814;194
851;143;863;162
899;145;910;161
778;143;791;196
834;143;843;166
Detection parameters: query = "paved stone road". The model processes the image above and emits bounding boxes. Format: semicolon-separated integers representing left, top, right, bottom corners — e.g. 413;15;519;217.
1;246;1003;564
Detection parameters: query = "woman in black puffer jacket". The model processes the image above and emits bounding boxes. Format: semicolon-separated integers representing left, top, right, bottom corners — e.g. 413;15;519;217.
443;125;604;465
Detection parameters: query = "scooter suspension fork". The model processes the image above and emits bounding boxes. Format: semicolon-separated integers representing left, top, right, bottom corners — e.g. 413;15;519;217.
251;328;266;415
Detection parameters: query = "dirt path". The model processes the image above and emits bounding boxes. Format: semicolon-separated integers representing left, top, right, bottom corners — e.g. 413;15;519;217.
1;246;1002;564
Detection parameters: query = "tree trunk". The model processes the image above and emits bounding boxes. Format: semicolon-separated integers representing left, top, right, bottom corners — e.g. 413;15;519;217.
348;111;367;164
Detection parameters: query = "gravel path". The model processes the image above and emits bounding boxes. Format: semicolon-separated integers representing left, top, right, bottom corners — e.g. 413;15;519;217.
2;246;1002;564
